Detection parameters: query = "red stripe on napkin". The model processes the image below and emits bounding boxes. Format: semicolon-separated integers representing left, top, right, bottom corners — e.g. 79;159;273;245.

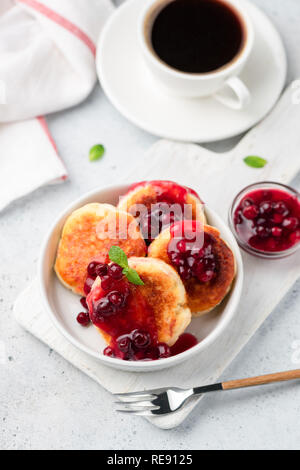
37;116;68;181
17;0;96;56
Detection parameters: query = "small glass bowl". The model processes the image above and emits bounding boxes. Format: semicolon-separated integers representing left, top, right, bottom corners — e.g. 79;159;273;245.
228;181;300;259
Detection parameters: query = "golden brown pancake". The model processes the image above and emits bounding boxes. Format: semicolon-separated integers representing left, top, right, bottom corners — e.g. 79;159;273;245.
117;180;206;224
87;257;191;347
55;203;146;295
148;224;236;316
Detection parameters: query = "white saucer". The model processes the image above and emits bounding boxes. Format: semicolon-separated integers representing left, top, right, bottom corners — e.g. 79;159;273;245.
97;0;287;143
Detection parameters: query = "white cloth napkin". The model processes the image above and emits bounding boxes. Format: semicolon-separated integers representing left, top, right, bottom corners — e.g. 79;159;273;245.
0;0;114;211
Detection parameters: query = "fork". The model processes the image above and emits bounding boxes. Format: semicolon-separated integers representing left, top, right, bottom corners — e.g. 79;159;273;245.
114;369;300;416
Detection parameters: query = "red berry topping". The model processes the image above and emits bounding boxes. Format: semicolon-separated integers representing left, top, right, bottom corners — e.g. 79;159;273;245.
117;335;132;353
95;297;114;317
271;227;283;238
256;226;270;238
80;297;88;310
234;188;300;253
85;255;200;362
259;201;273;215
76;311;90;326
243;205;259;220
95;263;108;277
83;277;94;295
132;330;151;349
241;198;254;208
273;201;289;215
282;217;299;231
87;262;98;278
101;275;114;291
108;263;124;280
167;226;218;284
271;213;284;224
108;291;124;307
290;230;300;244
157;343;171;359
103;346;115;358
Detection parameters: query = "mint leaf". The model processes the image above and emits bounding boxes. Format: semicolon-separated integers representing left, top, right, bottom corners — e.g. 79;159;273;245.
108;246;144;286
244;156;267;168
109;246;128;268
89;144;105;162
124;268;144;286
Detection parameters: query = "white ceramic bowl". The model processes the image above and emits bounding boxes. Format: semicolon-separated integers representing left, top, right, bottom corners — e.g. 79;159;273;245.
39;184;243;372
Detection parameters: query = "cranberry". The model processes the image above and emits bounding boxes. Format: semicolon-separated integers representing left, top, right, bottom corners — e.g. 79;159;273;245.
259;201;273;215
87;262;98;278
178;265;191;281
108;291;124;307
76;311;90;326
139;200;184;244
282;217;299;231
198;270;215;283
117;335;132;353
132;330;151;349
256;217;267;226
83;277;94;295
168;224;218;284
103;346;115;358
177;240;187;253
273;201;289;215
95;263;108;277
157;343;171;359
80;297;88;310
256;226;270;238
170;253;184;266
95;298;113;316
101;275;114;291
290;230;300;244
271;227;283;238
271;213;284;224
242;198;254;208
243;205;259;220
108;263;124;280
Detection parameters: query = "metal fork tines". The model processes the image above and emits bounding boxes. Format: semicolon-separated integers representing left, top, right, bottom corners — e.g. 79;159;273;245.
114;387;194;416
114;369;300;416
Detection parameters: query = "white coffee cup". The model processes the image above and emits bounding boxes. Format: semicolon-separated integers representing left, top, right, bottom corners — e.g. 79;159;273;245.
138;0;254;109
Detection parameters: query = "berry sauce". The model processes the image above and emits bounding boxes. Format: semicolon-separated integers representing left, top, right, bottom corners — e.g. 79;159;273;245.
170;333;198;356
128;181;201;244
167;220;218;283
80;259;198;361
76;311;90;327
234;188;300;253
84;261;169;360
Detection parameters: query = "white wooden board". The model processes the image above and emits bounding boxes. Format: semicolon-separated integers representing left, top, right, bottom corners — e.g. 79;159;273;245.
14;84;300;429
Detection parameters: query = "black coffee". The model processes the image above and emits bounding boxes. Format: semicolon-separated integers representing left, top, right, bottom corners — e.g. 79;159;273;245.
150;0;245;74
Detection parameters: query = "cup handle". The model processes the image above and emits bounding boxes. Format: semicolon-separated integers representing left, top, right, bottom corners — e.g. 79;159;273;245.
214;76;251;110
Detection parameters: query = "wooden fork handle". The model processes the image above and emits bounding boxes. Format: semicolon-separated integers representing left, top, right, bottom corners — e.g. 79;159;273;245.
222;369;300;391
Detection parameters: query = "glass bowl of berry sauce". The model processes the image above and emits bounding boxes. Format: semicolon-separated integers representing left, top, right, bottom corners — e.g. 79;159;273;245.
229;182;300;259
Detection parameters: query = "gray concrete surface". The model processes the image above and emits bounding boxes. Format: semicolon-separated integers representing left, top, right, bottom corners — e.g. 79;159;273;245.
1;0;300;450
